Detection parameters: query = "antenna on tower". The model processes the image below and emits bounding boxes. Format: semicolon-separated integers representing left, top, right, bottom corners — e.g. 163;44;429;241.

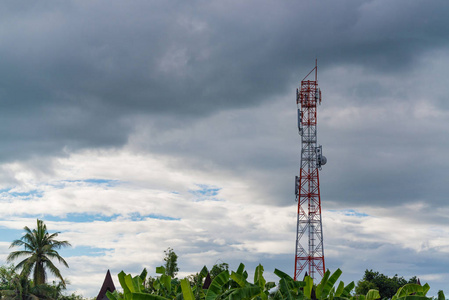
294;61;326;280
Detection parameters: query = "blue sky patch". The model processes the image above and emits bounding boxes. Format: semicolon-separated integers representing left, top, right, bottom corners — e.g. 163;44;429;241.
0;188;44;200
189;184;222;201
147;214;180;221
128;213;180;221
329;209;369;217
59;245;112;258
63;179;121;187
0;227;26;244
43;213;121;223
46;179;121;190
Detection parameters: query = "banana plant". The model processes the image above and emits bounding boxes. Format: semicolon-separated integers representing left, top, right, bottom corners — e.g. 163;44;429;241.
273;268;306;299
254;264;276;300
390;283;431;300
189;265;209;299
152;266;179;298
273;268;357;300
108;264;381;300
354;289;381;300
227;263;274;300
314;269;356;300
205;269;230;300
200;263;274;300
106;269;169;300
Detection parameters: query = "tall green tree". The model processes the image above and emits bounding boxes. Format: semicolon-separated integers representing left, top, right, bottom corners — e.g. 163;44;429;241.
7;219;71;287
163;247;179;278
356;270;417;300
210;262;229;280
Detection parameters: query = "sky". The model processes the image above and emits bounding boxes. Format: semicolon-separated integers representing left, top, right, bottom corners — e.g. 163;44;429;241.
1;0;449;297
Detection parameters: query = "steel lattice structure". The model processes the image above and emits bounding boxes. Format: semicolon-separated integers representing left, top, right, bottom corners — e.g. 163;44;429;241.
294;62;326;281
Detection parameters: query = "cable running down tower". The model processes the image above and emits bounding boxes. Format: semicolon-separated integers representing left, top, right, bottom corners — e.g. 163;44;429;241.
294;61;327;280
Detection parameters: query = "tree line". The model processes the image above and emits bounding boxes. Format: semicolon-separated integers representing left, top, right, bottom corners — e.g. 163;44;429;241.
0;219;444;300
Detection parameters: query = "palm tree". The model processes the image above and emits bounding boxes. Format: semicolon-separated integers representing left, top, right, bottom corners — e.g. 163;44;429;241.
7;219;71;287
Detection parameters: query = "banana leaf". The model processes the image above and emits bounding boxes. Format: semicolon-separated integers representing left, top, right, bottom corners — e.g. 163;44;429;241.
180;278;194;300
236;263;245;275
341;281;355;298
422;283;430;295
316;270;330;299
231;271;247;288
393;284;428;300
199;266;209;279
160;275;172;292
303;276;314;299
335;281;344;297
106;290;118;300
278;278;294;300
365;289;380;300
140;269;148;282
321;269;342;298
229;286;262;300
131;293;170;300
254;264;266;289
118;271;131;295
274;269;294;281
394;296;432;300
205;270;230;300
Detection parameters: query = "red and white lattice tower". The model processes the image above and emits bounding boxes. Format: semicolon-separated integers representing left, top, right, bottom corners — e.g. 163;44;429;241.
294;61;327;280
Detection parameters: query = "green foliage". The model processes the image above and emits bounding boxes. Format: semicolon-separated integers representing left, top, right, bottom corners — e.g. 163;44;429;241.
107;270;160;300
391;283;430;300
355;270;419;300
110;263;445;300
163;248;179;278
0;273;83;300
113;263;277;300
180;278;195;300
0;264;18;291
355;281;378;296
184;265;208;300
273;268;305;299
210;262;229;281
205;270;229;300
272;268;357;300
7;219;71;286
365;289;381;300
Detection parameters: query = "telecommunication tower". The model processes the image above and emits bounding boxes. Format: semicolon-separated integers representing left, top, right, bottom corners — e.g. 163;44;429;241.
294;61;327;280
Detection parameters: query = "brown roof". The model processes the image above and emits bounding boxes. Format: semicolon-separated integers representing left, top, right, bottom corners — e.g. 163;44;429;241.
96;270;116;300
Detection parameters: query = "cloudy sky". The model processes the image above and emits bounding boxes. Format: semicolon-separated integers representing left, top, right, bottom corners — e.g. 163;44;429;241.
1;0;449;297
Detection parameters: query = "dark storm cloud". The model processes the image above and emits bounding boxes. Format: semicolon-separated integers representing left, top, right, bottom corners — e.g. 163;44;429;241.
0;0;449;161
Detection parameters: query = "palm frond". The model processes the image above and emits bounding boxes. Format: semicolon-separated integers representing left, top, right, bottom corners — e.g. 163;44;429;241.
44;259;65;287
47;232;61;240
23;225;32;235
16;259;34;279
44;251;70;268
52;240;72;248
7;250;32;263
9;239;25;248
10;239;34;253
